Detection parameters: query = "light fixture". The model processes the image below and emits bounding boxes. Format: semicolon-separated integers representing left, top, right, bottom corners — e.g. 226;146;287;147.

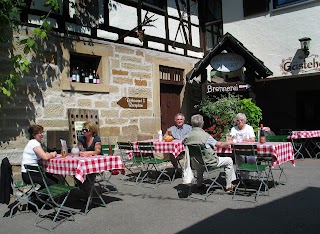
299;37;311;57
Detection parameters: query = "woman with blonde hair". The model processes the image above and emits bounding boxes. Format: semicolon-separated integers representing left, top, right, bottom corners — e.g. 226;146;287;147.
77;121;102;157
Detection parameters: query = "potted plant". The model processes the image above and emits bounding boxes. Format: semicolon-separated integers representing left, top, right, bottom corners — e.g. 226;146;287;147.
197;94;262;141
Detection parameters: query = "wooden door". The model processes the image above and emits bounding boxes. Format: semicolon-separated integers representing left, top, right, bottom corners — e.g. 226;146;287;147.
160;84;182;133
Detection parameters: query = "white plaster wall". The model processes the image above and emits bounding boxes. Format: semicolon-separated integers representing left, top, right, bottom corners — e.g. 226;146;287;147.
109;3;138;30
141;10;166;39
222;0;320;77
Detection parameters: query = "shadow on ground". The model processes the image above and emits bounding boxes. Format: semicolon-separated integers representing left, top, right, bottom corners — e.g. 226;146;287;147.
177;187;320;233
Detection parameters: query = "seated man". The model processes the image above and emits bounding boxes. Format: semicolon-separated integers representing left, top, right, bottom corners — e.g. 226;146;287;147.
183;114;236;192
164;113;192;140
164;113;192;170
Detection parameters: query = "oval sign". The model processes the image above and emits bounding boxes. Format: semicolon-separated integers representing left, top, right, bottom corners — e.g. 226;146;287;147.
210;53;245;72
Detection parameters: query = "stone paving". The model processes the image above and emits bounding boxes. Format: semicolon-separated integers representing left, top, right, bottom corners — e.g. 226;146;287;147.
1;158;320;233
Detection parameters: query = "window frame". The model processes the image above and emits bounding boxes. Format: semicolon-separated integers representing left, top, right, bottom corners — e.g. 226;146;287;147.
273;0;311;9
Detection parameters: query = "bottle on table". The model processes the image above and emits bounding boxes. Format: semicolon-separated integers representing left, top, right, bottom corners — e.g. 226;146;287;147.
259;124;266;144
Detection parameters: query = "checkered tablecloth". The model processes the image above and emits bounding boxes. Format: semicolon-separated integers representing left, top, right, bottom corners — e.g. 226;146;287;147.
131;139;185;157
215;142;295;167
291;130;320;139
41;155;125;183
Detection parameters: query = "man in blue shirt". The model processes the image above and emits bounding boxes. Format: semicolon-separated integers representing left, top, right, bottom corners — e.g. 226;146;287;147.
165;113;192;140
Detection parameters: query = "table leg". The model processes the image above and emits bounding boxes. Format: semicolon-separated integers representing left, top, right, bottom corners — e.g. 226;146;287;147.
83;174;107;215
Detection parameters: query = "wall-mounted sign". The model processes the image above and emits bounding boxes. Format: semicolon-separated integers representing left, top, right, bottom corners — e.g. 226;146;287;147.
74;121;85;140
280;54;320;75
117;97;147;109
206;82;250;94
210;53;245;72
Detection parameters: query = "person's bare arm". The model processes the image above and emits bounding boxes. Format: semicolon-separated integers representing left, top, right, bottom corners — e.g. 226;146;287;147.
33;146;56;160
215;140;233;148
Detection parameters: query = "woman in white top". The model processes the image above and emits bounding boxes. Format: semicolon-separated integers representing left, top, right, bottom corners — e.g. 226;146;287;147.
230;113;256;180
21;124;59;188
230;113;255;142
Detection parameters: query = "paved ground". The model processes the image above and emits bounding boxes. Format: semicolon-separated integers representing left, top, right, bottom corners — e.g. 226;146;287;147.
1;158;320;233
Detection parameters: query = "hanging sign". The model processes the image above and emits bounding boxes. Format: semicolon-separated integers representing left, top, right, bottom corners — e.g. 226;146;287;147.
206;82;250;94
210;53;245;72
117;97;147;109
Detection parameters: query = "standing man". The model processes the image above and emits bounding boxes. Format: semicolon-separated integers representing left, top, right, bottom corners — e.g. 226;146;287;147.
165;113;192;140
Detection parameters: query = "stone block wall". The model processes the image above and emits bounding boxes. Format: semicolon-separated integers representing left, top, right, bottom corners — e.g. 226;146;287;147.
0;27;198;164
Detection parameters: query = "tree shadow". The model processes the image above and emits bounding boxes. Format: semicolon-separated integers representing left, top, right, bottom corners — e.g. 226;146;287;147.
177;187;320;233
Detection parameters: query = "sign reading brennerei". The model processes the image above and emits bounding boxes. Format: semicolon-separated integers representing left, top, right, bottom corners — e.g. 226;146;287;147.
117;97;147;109
206;82;250;94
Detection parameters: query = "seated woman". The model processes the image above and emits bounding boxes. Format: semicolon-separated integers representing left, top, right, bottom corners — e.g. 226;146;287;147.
76;121;103;195
21;124;60;188
230;113;256;181
77;121;102;156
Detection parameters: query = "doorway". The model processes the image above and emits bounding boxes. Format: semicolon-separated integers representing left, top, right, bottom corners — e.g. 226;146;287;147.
296;90;320;130
160;84;182;133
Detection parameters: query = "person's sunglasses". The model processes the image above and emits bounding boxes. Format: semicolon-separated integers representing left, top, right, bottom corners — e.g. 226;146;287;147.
82;128;90;132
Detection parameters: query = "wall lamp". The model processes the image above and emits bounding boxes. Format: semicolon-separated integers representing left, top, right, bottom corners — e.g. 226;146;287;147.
299;37;311;57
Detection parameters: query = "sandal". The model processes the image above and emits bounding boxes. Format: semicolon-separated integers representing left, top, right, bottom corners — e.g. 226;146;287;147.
225;184;235;194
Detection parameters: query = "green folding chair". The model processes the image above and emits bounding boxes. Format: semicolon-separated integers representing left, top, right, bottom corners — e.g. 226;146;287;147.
266;135;289;185
117;141;142;182
232;144;269;202
10;180;39;217
186;144;225;201
24;164;75;231
137;141;172;188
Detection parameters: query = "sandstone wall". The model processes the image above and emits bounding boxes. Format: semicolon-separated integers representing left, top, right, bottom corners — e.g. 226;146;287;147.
0;28;198;164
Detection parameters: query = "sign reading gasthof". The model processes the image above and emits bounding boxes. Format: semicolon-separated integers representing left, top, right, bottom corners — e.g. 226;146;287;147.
117;97;147;109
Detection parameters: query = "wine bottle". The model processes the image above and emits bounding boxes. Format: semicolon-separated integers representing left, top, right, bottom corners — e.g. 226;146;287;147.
259;124;266;144
75;67;80;82
92;70;97;84
96;70;100;84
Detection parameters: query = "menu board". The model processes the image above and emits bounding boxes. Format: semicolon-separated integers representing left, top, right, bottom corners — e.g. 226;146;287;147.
75;121;85;141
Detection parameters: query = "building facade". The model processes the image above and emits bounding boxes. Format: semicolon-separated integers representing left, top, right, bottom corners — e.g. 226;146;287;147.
0;0;205;163
222;0;320;133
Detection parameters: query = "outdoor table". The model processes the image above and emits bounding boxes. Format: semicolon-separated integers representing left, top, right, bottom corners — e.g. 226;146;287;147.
131;139;185;158
215;142;295;167
290;130;320;158
41;154;125;214
216;141;295;184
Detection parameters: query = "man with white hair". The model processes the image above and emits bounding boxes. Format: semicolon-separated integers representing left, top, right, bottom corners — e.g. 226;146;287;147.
183;114;236;192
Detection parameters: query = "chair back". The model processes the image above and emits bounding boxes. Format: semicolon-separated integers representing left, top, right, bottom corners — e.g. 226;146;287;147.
137;141;155;162
24;164;51;196
266;135;288;142
101;144;116;155
185;144;208;171
117;141;133;151
232;144;258;165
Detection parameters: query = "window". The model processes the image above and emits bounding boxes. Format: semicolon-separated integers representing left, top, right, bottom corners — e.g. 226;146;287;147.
243;0;269;17
142;0;165;9
273;0;310;9
203;0;223;51
160;66;184;85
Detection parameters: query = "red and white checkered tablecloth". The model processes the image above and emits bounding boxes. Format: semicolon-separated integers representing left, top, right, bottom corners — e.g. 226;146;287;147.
131;139;185;157
215;142;295;167
41;155;125;183
291;130;320;139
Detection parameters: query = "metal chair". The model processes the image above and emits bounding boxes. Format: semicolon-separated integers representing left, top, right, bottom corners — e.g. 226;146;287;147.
137;141;172;188
232;144;269;202
186;144;224;201
10;180;39;217
117;141;142;182
24;164;75;231
98;144;118;192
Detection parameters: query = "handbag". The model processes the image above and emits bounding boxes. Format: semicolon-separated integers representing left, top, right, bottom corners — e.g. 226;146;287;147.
182;146;194;184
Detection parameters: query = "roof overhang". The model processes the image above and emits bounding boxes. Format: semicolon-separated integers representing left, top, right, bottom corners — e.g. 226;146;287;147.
186;32;273;83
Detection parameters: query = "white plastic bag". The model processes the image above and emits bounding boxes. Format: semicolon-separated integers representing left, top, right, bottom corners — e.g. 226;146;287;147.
182;146;194;184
